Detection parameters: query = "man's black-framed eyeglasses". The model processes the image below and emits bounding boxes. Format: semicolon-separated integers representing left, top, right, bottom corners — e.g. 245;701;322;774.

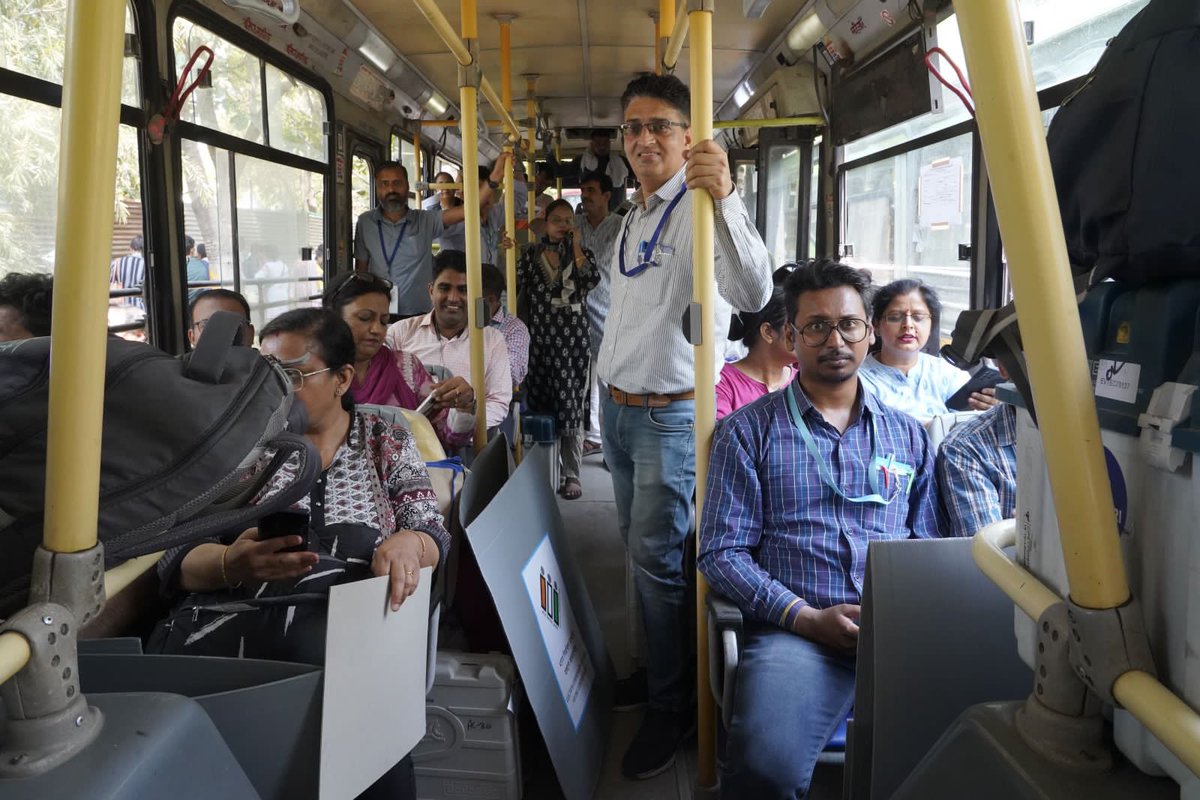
792;317;870;347
618;119;689;138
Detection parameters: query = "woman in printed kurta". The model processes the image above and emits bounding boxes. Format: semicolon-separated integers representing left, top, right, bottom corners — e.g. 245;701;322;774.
152;308;445;800
516;199;600;499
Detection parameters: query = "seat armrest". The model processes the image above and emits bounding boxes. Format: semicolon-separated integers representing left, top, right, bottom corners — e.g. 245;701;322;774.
705;590;744;637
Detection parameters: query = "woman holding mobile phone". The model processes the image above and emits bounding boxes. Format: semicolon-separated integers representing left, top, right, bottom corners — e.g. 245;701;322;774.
515;198;599;499
152;308;448;800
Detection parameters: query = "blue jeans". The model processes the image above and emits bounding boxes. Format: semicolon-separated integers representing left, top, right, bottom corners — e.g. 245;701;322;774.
722;625;856;800
601;395;696;713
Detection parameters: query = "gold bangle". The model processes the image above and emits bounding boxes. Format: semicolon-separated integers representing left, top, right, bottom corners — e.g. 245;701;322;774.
411;531;427;562
220;545;243;589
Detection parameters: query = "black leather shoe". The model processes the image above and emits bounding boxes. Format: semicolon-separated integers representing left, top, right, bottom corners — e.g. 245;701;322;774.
621;709;685;780
613;668;648;711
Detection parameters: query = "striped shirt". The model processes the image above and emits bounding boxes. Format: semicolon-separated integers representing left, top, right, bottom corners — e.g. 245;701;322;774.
698;379;940;629
109;252;145;308
490;305;530;387
577;211;621;357
936;403;1017;538
597;166;772;394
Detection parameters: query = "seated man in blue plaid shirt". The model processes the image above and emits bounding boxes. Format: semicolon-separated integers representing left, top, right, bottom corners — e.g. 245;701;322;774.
936;397;1017;538
699;259;940;800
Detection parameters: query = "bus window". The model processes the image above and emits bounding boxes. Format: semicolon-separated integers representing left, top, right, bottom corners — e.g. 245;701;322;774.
173;18;264;145
265;63;327;162
764;144;800;267
180;142;235;290
732;159;757;231
1023;0;1149;91
351;154;373;224
235;155;324;329
842;133;973;341
0;1;144;334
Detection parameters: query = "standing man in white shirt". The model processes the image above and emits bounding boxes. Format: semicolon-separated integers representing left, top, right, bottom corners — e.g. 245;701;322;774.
354;157;507;318
599;74;772;780
577;171;621;456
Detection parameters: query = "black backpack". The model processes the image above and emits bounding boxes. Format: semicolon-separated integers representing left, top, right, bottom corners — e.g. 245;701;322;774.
1047;0;1200;284
0;312;320;614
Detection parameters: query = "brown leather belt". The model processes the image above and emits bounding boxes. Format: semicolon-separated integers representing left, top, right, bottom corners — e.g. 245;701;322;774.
609;386;696;408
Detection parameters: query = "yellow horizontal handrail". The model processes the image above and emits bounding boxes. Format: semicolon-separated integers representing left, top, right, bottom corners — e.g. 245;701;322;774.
103;551;163;599
480;77;522;141
972;520;1058;620
714;115;825;129
973;520;1200;778
662;0;689;71
1113;670;1200;778
409;0;522;142
0;632;31;685
411;0;471;66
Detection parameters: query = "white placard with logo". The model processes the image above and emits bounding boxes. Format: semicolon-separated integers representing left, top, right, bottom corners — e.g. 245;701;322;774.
521;534;595;728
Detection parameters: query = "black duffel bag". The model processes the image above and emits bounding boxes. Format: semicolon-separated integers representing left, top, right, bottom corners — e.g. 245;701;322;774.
0;311;320;615
1048;0;1200;284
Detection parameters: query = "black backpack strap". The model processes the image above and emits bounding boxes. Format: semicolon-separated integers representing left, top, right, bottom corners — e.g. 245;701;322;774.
107;431;322;560
184;310;244;384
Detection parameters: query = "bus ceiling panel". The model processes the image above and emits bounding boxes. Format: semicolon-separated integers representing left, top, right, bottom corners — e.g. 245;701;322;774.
345;0;800;131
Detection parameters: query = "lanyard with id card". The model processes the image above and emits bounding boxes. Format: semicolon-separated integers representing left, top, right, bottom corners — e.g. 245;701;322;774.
784;383;912;505
618;184;687;277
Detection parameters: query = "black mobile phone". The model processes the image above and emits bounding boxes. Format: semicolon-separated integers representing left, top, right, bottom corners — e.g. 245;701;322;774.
258;510;311;553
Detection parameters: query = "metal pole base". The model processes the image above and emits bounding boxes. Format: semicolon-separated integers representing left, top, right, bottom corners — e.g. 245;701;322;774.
0;693;102;778
1014;694;1112;771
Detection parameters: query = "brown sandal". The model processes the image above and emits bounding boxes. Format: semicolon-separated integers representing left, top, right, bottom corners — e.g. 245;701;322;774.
559;478;583;500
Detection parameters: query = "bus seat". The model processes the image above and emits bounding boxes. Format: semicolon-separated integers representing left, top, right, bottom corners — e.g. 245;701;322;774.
705;589;851;764
924;411;981;452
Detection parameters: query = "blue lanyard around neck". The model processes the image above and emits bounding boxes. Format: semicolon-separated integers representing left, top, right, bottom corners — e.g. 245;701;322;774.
619;184;687;278
377;217;409;269
784;382;892;505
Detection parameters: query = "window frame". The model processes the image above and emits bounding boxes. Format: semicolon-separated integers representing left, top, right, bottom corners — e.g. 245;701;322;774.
167;2;336;332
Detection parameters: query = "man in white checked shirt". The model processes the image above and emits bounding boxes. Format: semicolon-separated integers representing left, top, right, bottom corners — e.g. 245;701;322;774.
598;74;772;780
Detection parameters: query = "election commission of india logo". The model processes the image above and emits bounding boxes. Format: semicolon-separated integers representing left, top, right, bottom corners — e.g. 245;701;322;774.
538;565;561;628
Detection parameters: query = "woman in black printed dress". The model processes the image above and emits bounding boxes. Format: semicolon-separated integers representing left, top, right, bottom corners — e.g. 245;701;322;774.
517;198;599;499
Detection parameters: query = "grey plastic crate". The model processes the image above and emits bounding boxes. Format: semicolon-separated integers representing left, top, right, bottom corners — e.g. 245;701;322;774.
413;651;523;800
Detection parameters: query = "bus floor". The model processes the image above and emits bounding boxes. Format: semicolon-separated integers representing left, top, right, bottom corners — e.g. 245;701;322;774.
538;457;843;800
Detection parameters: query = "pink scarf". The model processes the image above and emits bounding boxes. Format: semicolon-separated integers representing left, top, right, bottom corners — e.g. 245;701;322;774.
354;346;420;408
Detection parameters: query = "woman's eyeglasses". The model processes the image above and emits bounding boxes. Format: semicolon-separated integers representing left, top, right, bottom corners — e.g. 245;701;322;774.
281;366;333;390
881;311;931;325
792;318;870;347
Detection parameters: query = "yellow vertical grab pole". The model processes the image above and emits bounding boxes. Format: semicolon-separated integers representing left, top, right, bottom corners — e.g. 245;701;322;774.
554;133;562;200
954;0;1129;610
42;0;126;555
413;131;423;205
525;76;538;244
498;15;519;315
658;0;675;75
689;0;718;790
460;0;487;451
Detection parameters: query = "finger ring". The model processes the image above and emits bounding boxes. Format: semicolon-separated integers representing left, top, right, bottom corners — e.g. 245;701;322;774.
405;569;413;577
